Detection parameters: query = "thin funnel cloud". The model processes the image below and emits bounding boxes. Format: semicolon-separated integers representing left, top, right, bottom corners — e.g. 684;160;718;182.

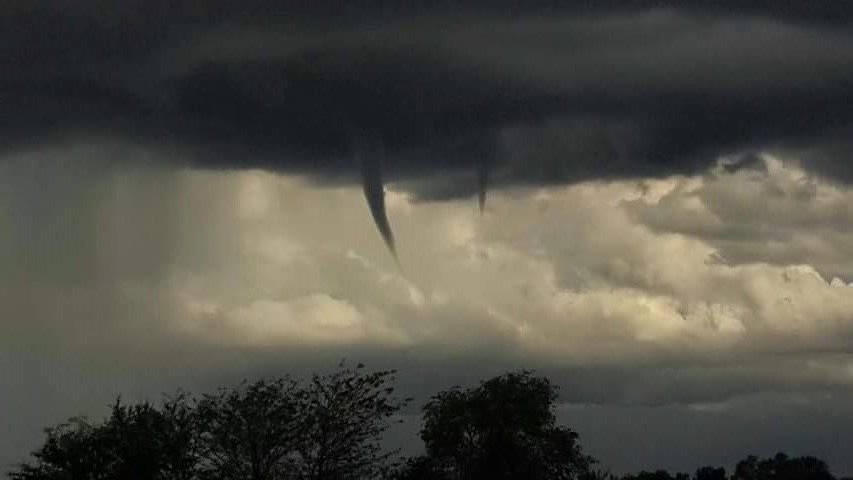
477;150;494;215
357;141;399;265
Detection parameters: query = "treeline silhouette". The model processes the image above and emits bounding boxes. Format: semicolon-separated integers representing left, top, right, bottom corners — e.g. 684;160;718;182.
7;363;850;480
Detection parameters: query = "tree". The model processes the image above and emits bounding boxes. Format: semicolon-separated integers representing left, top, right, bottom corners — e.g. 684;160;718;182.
621;471;689;480
732;452;836;480
156;392;204;480
296;362;410;480
8;417;113;480
104;394;201;480
8;363;407;480
694;466;727;480
194;377;305;480
391;457;450;480
8;394;200;480
11;365;849;480
401;371;596;480
193;362;409;480
733;455;760;480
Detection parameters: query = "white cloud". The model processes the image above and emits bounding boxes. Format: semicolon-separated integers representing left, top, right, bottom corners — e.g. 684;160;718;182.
4;143;853;476
2;145;853;403
124;156;852;376
626;154;853;279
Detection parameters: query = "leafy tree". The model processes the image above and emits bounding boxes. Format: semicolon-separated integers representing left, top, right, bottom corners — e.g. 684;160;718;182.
582;470;619;480
733;455;760;480
9;394;200;480
193;362;408;480
733;452;836;480
11;365;849;480
296;362;410;480
694;466;727;480
621;471;689;480
9;363;407;480
401;370;596;480
8;417;113;480
391;457;449;480
156;392;204;480
103;395;200;480
103;399;164;479
194;376;306;480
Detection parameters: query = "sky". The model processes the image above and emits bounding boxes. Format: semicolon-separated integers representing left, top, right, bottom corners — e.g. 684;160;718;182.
2;1;853;475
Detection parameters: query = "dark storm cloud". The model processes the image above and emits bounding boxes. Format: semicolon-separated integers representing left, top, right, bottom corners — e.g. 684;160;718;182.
2;1;852;186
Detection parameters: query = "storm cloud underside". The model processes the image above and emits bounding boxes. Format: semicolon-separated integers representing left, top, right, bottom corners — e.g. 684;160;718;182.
3;3;853;255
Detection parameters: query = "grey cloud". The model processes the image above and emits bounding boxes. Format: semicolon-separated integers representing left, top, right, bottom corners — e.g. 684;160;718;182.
5;150;850;398
2;151;853;474
6;3;853;251
624;155;853;281
2;4;853;184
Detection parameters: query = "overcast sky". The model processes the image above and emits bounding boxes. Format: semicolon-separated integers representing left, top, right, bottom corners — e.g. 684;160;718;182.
2;2;853;476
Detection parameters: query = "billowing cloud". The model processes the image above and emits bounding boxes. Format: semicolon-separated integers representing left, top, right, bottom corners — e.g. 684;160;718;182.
5;146;851;385
4;146;853;472
2;145;853;472
625;154;853;282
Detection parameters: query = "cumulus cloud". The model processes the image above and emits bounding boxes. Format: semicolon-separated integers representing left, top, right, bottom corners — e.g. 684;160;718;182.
2;144;851;377
625;154;853;282
2;144;853;472
159;162;853;411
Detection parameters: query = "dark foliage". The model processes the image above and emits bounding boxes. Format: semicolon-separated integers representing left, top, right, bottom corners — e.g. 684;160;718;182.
8;393;199;480
694;467;727;480
617;453;840;480
296;363;410;480
8;363;407;480
194;377;304;480
621;471;689;480
7;367;849;480
732;453;835;480
8;418;113;480
396;371;596;480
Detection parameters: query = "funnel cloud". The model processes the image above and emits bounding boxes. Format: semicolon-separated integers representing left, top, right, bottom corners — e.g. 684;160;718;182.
357;140;398;263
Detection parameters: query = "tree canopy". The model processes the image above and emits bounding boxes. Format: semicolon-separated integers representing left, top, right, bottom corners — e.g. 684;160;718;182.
397;371;596;480
7;365;849;480
9;362;407;480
